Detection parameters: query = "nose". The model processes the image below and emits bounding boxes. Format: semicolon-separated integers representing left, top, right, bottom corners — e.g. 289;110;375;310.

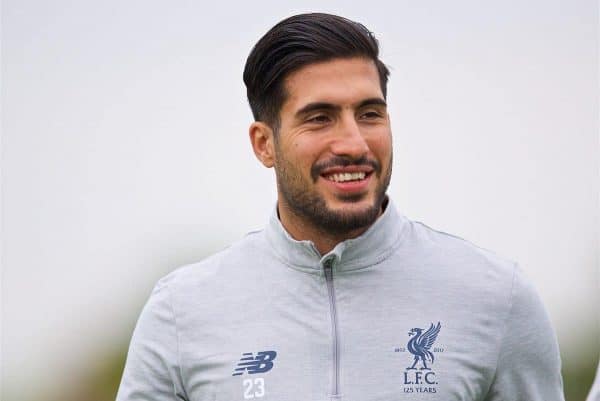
329;114;369;159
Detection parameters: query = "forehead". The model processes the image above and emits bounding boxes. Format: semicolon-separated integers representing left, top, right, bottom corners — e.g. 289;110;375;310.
282;57;383;112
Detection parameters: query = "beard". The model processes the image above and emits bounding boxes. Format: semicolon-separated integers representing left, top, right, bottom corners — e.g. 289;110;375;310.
274;153;392;236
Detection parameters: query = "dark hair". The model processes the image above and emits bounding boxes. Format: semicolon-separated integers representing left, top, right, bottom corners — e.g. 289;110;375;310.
243;13;389;129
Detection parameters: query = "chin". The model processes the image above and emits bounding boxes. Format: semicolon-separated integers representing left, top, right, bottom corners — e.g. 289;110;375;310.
317;199;382;234
329;192;376;209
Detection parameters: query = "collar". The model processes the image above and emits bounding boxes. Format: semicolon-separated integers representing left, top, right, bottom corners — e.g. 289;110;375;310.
264;198;408;274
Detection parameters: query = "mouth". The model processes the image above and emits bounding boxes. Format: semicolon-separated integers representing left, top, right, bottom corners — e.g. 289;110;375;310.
318;166;374;195
312;156;380;197
311;156;380;182
323;171;372;183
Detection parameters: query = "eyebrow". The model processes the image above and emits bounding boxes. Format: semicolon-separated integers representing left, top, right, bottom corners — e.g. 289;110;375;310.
357;97;387;109
295;97;387;119
295;102;340;118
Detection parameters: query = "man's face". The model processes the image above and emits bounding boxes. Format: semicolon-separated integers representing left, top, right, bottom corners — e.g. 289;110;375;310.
273;57;393;235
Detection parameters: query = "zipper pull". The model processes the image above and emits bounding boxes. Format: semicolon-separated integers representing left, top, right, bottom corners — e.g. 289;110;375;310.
323;258;334;279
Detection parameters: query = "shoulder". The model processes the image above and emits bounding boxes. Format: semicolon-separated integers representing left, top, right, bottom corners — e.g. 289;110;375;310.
393;218;545;322
155;229;269;296
404;219;517;283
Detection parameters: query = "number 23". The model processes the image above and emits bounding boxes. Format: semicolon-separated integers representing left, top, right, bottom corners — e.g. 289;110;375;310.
243;378;265;399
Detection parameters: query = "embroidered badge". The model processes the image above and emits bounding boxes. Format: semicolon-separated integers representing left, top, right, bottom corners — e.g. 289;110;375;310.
395;322;443;394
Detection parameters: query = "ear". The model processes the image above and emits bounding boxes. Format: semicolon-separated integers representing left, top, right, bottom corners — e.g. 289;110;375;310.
249;121;275;168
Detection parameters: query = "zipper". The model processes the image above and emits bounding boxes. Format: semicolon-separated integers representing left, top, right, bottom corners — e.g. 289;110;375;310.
323;258;340;399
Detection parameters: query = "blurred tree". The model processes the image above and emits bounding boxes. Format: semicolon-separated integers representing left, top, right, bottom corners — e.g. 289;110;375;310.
47;343;128;401
562;344;599;401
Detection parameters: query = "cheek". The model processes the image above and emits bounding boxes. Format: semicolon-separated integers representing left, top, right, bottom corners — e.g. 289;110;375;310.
288;138;324;165
368;133;393;159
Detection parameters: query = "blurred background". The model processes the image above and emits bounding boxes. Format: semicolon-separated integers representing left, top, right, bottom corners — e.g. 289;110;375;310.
2;0;598;400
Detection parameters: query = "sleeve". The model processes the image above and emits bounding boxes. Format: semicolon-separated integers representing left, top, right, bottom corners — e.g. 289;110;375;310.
484;266;565;401
116;279;188;401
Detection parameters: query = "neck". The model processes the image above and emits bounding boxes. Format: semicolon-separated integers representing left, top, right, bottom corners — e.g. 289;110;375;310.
276;201;382;255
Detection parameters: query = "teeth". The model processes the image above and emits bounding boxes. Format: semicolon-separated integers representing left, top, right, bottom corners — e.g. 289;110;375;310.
327;172;366;182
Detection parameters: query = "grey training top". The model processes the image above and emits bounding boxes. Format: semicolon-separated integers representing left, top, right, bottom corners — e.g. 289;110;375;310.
116;199;565;401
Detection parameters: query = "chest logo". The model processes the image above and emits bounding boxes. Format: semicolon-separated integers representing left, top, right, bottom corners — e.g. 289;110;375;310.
407;322;441;370
232;351;278;376
395;322;443;394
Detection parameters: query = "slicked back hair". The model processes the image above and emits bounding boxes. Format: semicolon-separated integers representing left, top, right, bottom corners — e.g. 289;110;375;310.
243;13;389;131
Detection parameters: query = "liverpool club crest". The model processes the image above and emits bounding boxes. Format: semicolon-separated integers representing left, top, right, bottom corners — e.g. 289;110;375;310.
406;322;441;370
396;321;443;394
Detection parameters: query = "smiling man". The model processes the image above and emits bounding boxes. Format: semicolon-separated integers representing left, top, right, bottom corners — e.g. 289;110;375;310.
116;13;565;401
249;56;392;254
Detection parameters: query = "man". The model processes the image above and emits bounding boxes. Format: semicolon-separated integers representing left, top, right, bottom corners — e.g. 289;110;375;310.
116;13;564;400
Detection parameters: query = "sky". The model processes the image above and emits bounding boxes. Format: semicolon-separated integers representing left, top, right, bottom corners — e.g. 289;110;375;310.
2;0;598;399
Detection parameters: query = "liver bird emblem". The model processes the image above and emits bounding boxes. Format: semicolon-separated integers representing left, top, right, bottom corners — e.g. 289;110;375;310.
406;322;441;370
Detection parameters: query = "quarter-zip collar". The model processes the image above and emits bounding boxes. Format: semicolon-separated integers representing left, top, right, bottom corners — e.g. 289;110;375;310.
264;197;408;273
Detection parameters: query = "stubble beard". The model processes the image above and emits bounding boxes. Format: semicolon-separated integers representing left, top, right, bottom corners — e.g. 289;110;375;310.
275;152;392;237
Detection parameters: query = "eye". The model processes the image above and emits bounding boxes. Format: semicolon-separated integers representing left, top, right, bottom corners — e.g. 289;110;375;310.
359;111;383;120
306;114;331;124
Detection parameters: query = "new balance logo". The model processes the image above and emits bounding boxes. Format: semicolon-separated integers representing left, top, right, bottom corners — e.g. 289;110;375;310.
232;351;277;376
